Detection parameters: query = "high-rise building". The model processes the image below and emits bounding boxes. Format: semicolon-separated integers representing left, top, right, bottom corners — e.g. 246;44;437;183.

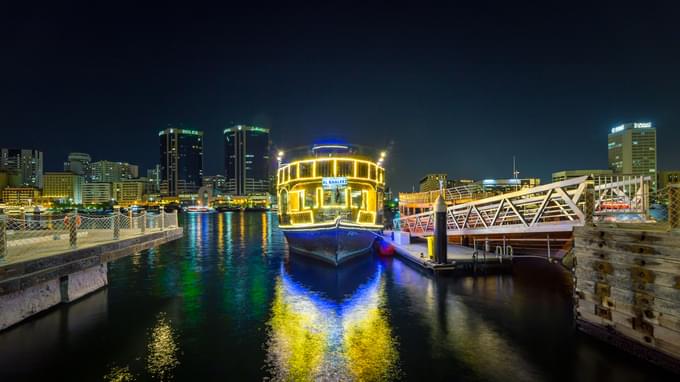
202;175;227;194
113;181;144;206
223;125;270;195
64;152;92;180
91;160;138;182
419;174;448;192
146;165;161;193
159;127;203;196
0;148;44;189
608;122;657;188
551;169;614;183
82;183;112;205
1;187;40;206
658;170;680;190
43;172;83;204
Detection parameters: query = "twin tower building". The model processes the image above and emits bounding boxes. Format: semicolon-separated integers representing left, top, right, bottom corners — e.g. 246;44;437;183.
159;125;270;197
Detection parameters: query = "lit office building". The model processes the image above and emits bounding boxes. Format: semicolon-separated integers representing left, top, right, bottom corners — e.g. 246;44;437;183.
0;148;44;189
658;170;680;190
113;181;145;206
551;169;614;183
608;122;657;188
419;174;448;192
224;125;270;195
91;160;139;182
82;183;113;205
1;187;40;206
43;172;83;204
146;165;161;193
64;152;92;180
159;127;203;196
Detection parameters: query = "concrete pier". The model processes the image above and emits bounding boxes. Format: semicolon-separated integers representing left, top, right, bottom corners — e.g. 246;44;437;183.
0;227;182;331
379;231;512;273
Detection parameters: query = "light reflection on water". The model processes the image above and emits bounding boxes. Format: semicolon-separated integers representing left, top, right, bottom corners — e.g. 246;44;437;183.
264;263;400;381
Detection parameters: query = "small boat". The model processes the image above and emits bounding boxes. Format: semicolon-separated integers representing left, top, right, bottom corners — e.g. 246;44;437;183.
185;205;215;213
276;143;386;265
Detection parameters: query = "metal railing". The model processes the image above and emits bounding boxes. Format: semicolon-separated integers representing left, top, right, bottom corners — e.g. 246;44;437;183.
395;175;659;237
0;209;179;264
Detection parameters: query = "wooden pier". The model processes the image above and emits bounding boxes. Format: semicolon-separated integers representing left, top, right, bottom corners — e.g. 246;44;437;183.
573;223;680;373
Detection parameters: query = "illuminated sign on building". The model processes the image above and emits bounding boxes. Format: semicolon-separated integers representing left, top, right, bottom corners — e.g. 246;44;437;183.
634;122;652;128
322;177;347;189
611;125;625;134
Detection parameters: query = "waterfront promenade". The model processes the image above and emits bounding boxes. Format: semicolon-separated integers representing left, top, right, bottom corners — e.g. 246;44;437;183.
0;210;183;331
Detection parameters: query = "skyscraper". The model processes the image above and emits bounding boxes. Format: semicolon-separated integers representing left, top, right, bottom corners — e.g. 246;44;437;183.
159;127;203;196
608;122;657;187
91;160;138;182
64;152;92;180
223;125;270;195
0;148;44;189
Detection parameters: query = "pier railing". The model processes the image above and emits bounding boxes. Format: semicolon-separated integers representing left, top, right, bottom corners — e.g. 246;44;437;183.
395;175;656;237
0;209;179;264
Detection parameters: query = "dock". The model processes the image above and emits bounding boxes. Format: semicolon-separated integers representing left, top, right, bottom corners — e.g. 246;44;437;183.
378;231;512;273
0;210;183;331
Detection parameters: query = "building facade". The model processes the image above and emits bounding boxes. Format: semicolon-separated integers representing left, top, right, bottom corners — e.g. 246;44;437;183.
608;122;657;188
418;174;448;192
224;125;270;195
64;152;92;180
91;160;138;182
160;127;203;196
112;181;144;206
476;178;541;193
551;169;614;183
82;182;113;205
1;187;40;206
43;172;83;204
658;170;680;190
0;148;44;189
202;175;227;194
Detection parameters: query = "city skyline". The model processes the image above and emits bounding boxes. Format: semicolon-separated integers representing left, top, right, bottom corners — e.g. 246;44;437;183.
3;3;680;191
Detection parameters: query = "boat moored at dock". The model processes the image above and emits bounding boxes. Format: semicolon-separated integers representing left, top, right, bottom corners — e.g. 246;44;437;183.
276;144;386;265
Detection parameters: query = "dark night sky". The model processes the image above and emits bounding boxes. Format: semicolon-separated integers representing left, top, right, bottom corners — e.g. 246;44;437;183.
3;1;680;191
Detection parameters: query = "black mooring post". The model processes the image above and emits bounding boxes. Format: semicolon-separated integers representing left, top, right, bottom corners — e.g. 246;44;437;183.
434;195;448;264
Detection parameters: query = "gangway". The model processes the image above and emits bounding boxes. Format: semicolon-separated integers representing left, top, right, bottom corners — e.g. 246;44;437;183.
395;175;651;237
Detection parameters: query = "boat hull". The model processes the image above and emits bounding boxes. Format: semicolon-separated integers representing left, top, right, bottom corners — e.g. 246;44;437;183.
282;224;379;265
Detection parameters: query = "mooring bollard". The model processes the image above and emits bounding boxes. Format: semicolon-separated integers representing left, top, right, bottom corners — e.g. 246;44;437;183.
0;212;6;260
141;211;146;234
69;211;78;248
434;195;448;264
113;206;121;240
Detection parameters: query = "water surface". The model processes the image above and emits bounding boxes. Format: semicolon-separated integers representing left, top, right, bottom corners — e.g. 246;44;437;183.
0;212;673;381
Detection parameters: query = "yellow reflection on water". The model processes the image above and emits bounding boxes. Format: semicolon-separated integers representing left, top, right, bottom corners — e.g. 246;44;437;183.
265;266;399;381
146;313;180;381
103;365;135;381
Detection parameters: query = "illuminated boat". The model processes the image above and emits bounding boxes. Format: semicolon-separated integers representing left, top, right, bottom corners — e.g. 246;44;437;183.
185;205;215;213
276;144;386;265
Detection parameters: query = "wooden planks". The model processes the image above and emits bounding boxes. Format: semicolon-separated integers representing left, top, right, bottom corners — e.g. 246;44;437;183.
574;225;680;365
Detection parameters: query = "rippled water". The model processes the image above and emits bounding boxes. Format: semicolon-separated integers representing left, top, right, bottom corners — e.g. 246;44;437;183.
0;212;674;381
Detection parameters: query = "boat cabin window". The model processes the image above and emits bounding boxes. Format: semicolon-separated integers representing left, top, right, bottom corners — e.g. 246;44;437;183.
290;164;297;180
337;160;353;177
357;162;369;178
370;164;377;180
351;189;364;209
317;161;332;177
299;162;313;178
323;187;346;206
